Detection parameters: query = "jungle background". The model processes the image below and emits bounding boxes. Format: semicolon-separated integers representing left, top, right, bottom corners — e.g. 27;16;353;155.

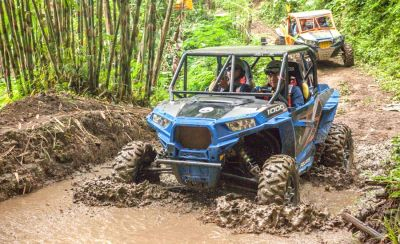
0;0;399;242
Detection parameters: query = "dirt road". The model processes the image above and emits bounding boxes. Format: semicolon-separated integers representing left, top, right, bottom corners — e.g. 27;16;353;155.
319;61;400;143
0;62;397;243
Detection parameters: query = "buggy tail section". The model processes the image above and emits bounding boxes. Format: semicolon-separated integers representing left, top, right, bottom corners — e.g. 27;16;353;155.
315;84;339;144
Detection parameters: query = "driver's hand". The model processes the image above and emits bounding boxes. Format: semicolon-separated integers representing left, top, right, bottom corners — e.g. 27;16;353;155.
220;76;229;90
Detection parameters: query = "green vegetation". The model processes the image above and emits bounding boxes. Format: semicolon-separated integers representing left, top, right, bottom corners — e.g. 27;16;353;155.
0;1;250;108
374;137;400;242
375;137;400;198
150;13;247;106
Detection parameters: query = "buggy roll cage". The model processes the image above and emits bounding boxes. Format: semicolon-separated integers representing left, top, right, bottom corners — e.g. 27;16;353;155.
169;46;317;106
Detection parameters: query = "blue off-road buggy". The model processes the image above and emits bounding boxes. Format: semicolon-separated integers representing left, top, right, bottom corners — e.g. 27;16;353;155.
113;45;354;205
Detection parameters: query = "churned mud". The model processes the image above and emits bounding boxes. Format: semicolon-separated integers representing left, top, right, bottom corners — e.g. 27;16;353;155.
73;175;343;235
0;93;153;201
200;194;343;234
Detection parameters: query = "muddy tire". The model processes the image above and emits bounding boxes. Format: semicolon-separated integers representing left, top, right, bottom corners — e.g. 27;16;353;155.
113;141;158;183
342;43;354;67
257;155;300;205
321;123;354;171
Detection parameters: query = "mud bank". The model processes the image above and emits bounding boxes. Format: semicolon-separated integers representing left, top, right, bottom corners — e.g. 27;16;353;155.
0;93;154;201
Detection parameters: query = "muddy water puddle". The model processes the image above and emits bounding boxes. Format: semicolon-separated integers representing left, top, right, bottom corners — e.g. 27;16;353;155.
0;175;356;243
301;182;360;215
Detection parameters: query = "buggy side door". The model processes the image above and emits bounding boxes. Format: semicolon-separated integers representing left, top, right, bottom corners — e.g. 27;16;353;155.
290;52;322;170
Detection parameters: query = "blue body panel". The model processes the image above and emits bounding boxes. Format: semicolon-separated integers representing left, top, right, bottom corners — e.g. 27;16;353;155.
147;84;339;188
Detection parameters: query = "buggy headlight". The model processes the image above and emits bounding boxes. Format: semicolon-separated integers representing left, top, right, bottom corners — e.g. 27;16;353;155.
333;36;343;44
152;114;170;128
225;118;256;132
305;39;318;47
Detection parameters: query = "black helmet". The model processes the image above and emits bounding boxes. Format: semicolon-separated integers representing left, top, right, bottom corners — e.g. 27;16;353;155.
226;58;245;71
265;60;282;74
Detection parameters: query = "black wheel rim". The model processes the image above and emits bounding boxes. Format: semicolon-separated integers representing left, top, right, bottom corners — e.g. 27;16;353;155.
284;175;296;205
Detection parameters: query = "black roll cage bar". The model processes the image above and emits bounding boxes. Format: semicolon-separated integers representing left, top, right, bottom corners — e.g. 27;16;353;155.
169;50;317;106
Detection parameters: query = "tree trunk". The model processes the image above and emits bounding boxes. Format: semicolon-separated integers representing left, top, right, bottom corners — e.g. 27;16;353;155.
104;0;113;35
151;0;173;87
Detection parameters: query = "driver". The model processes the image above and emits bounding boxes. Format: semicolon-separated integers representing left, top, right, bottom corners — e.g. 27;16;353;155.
264;60;305;107
317;16;329;27
217;59;251;92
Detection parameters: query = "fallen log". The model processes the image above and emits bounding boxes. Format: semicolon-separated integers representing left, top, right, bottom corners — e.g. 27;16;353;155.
341;212;385;240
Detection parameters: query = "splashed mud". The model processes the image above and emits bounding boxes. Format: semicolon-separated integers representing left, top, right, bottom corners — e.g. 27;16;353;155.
201;194;343;234
73;176;345;235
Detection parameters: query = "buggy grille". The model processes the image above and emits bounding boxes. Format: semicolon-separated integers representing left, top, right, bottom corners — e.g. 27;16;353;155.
319;41;332;49
175;126;211;149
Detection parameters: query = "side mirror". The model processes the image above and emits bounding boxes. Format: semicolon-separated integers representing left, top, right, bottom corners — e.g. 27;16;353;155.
260;37;268;46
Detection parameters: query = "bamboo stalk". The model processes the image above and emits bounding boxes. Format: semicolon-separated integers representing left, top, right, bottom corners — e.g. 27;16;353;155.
104;0;113;35
95;0;104;89
117;0;130;101
4;0;28;93
0;1;23;94
31;0;60;78
0;28;13;97
341;213;384;240
144;0;156;100
105;14;121;90
151;0;173;87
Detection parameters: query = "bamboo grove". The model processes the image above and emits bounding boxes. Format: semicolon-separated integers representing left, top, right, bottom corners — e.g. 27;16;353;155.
0;0;178;103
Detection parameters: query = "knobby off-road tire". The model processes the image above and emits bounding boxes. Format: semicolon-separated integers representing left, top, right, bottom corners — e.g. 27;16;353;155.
342;43;354;67
321;123;354;171
113;141;158;183
257;155;300;205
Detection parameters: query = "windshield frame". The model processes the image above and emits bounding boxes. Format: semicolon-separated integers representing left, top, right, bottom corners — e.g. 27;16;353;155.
168;53;289;105
297;14;336;33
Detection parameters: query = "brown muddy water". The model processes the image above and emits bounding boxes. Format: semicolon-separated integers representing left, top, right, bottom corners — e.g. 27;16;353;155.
0;170;358;243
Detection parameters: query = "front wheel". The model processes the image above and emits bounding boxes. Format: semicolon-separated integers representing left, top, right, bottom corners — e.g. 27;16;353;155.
112;141;158;183
257;155;300;205
342;43;354;67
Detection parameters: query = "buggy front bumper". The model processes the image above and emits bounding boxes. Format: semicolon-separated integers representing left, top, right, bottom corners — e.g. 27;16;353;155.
155;158;222;168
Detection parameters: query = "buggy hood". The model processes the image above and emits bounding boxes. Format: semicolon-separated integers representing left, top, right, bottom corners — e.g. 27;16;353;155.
154;95;279;120
299;29;341;41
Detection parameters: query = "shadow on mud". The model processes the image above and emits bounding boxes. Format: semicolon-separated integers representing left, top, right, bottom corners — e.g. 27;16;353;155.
317;60;345;69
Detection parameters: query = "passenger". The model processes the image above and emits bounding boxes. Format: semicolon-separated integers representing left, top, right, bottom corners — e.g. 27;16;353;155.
217;59;251;92
317;16;329;27
300;19;313;31
300;19;307;31
264;60;305;107
290;19;297;36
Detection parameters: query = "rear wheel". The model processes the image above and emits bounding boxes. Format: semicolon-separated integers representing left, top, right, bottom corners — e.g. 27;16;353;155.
257;155;300;205
342;43;354;67
321;123;354;171
113;141;158;183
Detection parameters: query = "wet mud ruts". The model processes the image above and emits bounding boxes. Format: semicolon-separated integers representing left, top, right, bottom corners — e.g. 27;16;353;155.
73;175;343;235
